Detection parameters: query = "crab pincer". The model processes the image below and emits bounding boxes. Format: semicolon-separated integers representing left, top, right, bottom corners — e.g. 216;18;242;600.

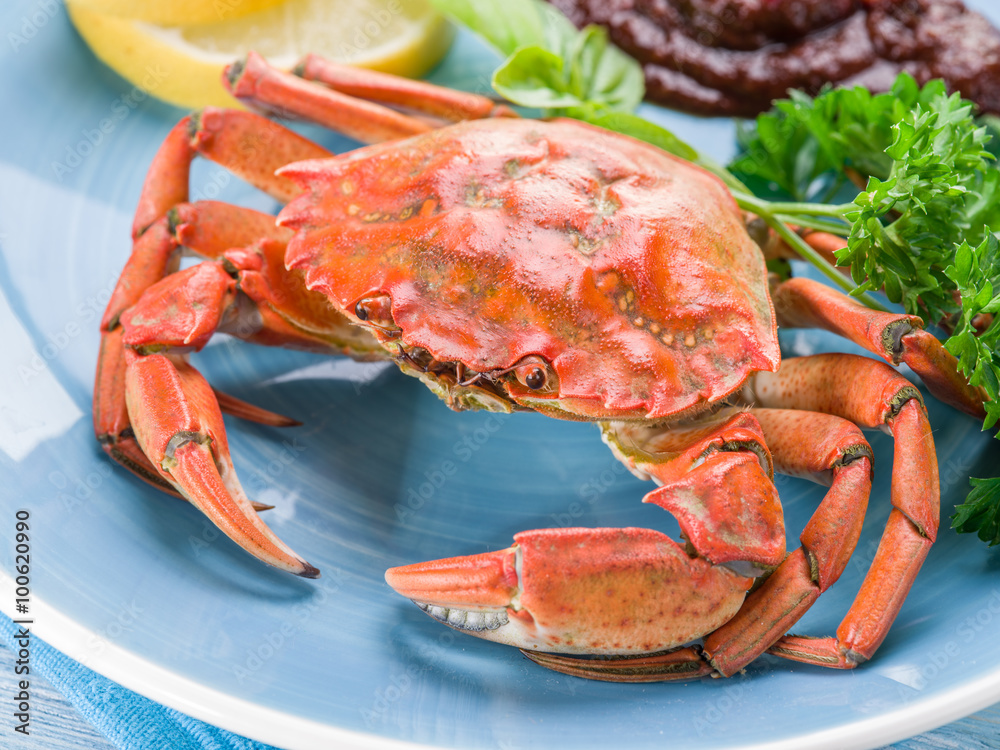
124;351;320;577
386;528;750;681
387;419;788;681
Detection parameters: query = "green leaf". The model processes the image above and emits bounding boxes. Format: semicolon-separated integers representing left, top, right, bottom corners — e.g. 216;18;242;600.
429;0;546;56
975;279;995;310
952;240;974;286
492;47;586;109
588;112;698;162
568;25;644;112
952;476;1000;546
432;0;643;120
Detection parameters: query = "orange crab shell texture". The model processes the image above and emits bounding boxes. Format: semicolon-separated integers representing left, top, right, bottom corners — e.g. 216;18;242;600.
279;118;779;420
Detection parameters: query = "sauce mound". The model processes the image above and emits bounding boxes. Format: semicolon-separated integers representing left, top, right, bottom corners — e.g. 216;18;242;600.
549;0;1000;116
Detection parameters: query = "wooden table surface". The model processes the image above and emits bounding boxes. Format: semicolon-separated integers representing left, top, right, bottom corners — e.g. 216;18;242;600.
2;644;999;750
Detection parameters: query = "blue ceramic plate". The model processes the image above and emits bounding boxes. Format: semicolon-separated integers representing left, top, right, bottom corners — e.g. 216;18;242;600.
2;3;1000;748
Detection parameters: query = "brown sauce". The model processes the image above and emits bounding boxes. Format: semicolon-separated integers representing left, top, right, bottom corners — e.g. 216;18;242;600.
548;0;1000;116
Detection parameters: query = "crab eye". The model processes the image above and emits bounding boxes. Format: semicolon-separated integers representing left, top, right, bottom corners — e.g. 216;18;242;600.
354;294;396;329
524;367;546;390
512;357;555;392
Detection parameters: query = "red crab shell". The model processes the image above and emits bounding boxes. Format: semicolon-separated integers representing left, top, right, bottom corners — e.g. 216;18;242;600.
278;117;779;421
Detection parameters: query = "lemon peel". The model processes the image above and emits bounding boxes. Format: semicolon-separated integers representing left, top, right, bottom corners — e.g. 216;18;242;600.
68;0;454;110
66;0;287;27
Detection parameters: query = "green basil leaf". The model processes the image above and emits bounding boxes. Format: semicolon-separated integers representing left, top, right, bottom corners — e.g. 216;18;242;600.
589;112;698;161
429;0;546;56
433;0;644;119
491;46;586;109
538;1;583;60
569;25;643;112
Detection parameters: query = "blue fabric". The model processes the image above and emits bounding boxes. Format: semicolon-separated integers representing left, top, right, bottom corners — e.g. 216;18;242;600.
1;613;278;750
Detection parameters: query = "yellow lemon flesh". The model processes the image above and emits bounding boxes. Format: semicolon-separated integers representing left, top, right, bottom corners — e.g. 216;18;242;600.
66;0;288;27
67;0;455;110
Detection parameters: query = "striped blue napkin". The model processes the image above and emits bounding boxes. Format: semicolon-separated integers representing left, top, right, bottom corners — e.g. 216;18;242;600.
1;613;278;750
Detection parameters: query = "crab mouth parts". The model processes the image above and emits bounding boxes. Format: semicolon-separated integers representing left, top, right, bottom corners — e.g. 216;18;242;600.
392;344;519;402
415;602;510;632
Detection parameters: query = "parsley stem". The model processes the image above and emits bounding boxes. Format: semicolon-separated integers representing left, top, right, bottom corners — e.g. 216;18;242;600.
773;214;850;235
770;216;890;311
736;192;890;312
765;201;854;218
696;157;751;195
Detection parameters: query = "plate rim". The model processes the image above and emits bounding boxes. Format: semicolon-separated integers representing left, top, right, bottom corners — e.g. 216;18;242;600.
5;571;1000;750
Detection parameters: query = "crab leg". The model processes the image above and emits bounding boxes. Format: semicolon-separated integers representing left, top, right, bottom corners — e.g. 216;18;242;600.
95;327;181;496
120;209;378;355
227;52;434;143
188;107;333;203
386;412;787;682
225;52;514;146
95;112;331;484
610;411;786;572
131;117;194;238
94;111;346;564
772;276;987;418
125;350;319;577
96;218;183;493
295;53;516;122
743;354;939;668
111;202;384;572
701;409;873;675
529;410;874;680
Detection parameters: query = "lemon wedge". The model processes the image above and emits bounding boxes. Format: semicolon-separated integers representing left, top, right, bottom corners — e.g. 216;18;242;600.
66;0;287;27
67;0;455;110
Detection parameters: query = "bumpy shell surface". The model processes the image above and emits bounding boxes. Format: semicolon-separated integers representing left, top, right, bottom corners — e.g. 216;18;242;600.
279;117;778;420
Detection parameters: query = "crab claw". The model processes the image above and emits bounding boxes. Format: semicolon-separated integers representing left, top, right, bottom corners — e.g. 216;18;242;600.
385;527;750;655
125;350;319;578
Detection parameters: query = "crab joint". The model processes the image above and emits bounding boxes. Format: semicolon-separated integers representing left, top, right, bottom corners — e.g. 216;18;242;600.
161;430;210;469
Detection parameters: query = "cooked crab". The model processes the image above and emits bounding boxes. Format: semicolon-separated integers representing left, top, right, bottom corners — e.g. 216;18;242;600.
94;52;986;681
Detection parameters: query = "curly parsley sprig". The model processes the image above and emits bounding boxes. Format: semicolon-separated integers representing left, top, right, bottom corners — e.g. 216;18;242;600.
837;88;999;324
731;77;1000;428
945;235;1000;431
953;476;1000;546
731;77;1000;317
